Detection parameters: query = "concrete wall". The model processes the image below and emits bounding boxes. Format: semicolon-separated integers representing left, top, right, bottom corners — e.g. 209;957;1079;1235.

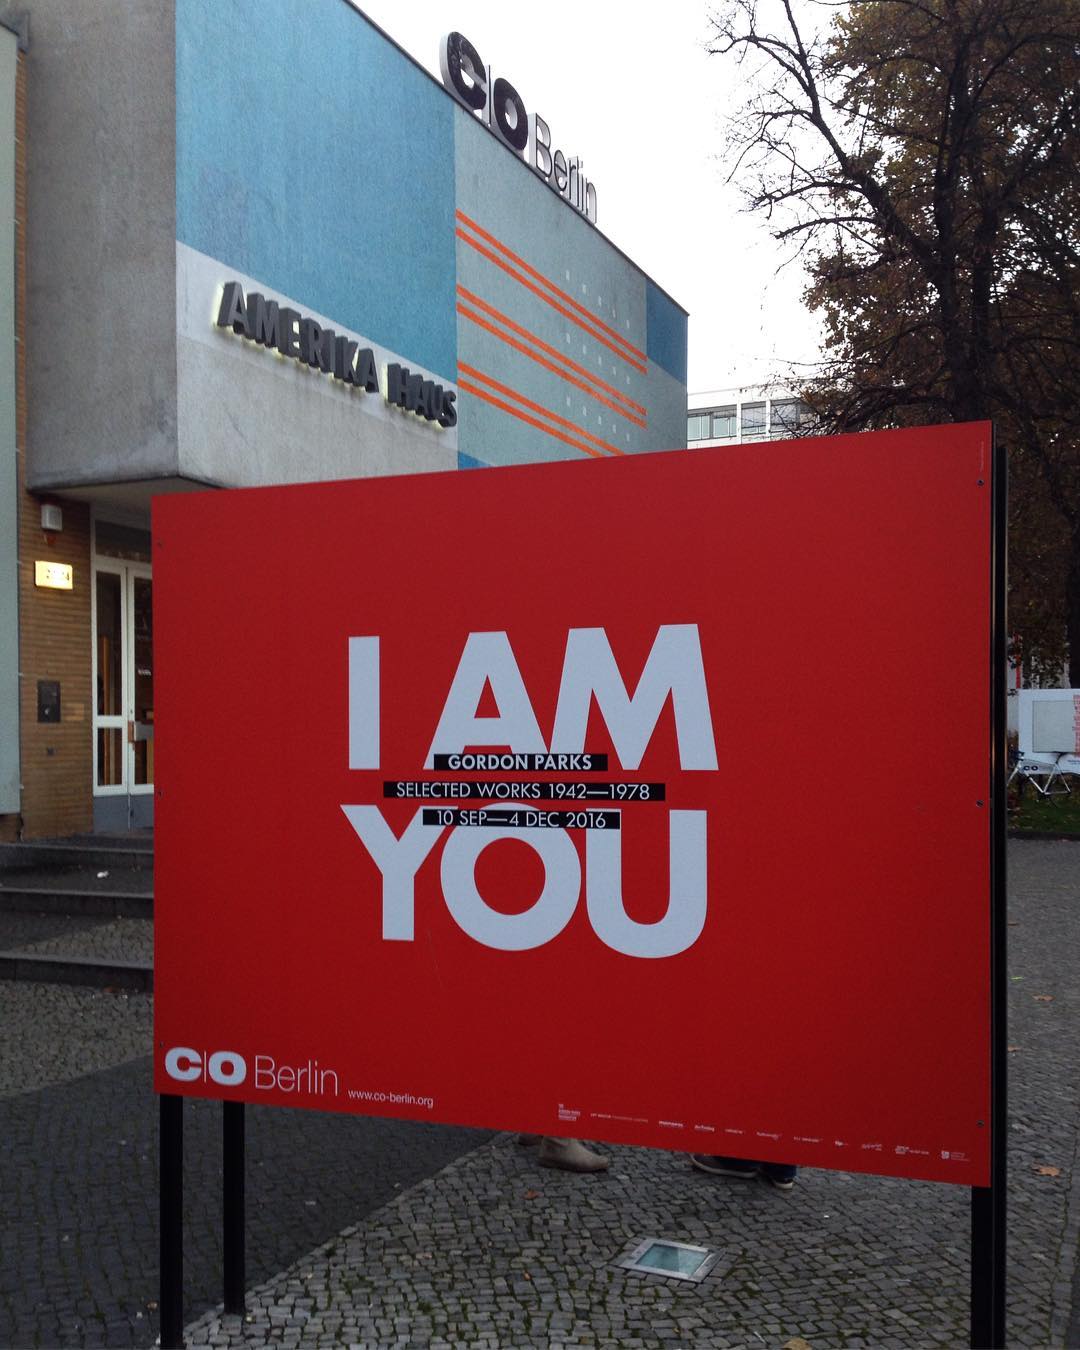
173;0;460;486
175;244;457;486
23;0;178;491
21;0;686;496
174;0;686;485
176;0;457;383
452;95;687;468
9;27;94;839
0;25;18;814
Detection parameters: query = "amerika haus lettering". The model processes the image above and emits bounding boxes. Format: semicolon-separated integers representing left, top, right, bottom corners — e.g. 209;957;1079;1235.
215;281;457;429
217;281;379;390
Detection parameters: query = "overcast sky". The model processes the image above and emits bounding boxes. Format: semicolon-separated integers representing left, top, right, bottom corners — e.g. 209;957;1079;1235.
354;0;824;394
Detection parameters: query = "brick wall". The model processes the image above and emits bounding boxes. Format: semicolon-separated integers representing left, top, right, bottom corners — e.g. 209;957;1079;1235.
12;51;94;839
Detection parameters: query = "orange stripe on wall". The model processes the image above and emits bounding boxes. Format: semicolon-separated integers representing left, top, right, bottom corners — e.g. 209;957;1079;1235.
458;362;625;456
456;209;648;364
456;227;648;375
456;303;647;430
457;286;647;418
458;379;606;459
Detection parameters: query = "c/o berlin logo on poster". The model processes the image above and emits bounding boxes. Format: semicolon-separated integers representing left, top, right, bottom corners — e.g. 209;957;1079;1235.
164;1047;247;1085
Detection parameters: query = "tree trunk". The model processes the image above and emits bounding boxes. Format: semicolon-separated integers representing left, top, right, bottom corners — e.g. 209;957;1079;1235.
1068;527;1080;689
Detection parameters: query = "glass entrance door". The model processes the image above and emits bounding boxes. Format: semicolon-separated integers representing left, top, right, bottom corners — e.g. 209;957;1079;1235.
93;562;153;828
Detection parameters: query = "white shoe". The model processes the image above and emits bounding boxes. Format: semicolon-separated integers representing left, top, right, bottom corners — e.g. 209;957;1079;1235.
538;1137;609;1173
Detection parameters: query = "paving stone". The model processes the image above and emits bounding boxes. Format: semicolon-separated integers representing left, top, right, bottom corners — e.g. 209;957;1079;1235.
0;987;488;1347
176;840;1080;1348
3;840;1078;1347
0;911;155;963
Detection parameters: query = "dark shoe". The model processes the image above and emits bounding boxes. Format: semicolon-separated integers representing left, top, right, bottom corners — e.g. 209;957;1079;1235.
689;1154;759;1179
762;1163;797;1190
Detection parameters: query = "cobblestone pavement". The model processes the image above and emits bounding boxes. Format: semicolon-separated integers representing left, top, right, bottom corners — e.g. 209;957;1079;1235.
0;914;155;963
0;985;154;1097
186;1136;978;1350
0;987;489;1349
183;839;1080;1350
1;840;1076;1349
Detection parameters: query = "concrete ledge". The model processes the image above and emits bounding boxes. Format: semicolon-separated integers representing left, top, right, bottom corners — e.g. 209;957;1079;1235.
0;951;153;991
1008;830;1080;842
0;888;153;918
0;842;153;872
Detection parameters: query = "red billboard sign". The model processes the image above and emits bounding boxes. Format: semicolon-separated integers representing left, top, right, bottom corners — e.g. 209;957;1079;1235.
153;424;993;1186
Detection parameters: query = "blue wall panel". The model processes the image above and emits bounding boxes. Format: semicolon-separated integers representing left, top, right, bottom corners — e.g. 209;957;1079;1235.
646;280;688;385
176;0;457;381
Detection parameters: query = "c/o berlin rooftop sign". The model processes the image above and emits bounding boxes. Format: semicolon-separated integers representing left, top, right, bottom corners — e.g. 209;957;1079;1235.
440;31;597;224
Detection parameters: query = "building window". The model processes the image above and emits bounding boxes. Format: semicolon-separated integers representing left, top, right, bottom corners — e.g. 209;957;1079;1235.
771;399;809;435
741;402;766;437
687;413;711;441
711;406;737;438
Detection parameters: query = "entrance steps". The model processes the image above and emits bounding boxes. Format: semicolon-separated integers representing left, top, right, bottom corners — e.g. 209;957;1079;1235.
0;832;154;992
0;885;152;918
0;950;153;992
0;832;154;874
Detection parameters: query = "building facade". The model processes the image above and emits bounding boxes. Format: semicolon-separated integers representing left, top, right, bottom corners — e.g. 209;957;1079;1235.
687;385;811;448
0;15;22;835
3;0;687;838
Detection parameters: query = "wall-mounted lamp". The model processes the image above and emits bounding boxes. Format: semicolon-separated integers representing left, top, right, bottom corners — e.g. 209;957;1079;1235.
34;561;73;590
40;503;63;532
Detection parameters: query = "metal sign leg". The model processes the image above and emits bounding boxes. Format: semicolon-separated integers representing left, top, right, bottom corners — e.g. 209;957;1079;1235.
223;1100;246;1315
971;1185;1006;1348
160;1093;184;1349
971;434;1008;1350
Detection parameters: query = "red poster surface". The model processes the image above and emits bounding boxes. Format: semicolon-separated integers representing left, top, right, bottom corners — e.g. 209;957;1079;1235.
153;423;993;1186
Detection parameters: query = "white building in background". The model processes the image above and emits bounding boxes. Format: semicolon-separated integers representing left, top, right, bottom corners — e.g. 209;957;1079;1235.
687;384;813;447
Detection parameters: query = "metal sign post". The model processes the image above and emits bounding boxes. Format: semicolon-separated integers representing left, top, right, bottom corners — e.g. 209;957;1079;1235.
970;438;1008;1349
158;1098;247;1346
223;1101;246;1315
159;1093;184;1349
